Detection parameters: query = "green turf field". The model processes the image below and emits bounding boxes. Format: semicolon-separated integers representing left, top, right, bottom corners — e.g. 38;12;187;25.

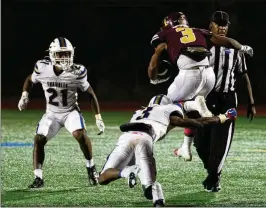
1;110;266;207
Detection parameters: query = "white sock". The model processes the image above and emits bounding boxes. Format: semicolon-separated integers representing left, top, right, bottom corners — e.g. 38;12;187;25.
34;169;43;179
152;181;165;203
183;135;193;148
184;101;197;113
120;167;128;178
86;158;94;168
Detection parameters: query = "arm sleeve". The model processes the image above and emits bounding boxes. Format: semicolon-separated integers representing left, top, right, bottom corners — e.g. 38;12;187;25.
31;62;41;83
150;31;166;48
76;67;90;92
167;104;184;119
198;28;212;38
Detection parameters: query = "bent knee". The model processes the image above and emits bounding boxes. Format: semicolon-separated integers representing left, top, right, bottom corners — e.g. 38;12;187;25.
98;173;111;185
72;129;85;141
34;135;47;145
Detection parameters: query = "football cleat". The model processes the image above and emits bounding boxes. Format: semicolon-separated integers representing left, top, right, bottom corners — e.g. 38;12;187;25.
154;199;165;207
195;96;213;117
126;165;140;188
128;172;137;188
202;174;221;192
28;177;44;188
173;145;192;161
87;165;99;186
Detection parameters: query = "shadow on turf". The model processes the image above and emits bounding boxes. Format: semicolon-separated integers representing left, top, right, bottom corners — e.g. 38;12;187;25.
2;187;81;202
132;191;215;207
165;191;216;207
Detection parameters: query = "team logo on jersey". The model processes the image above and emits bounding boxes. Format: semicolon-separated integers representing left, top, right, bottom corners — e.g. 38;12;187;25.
47;82;68;88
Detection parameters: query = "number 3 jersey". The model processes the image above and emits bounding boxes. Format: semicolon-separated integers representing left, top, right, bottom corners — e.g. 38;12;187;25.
151;26;211;70
130;104;184;142
31;58;90;113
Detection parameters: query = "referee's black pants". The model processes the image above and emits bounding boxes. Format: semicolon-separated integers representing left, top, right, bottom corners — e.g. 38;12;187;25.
194;91;237;178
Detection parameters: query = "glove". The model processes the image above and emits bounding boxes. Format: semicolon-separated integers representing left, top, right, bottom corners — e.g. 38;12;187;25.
225;108;237;120
18;91;29;111
239;45;253;57
95;114;105;135
218;108;237;123
247;103;256;121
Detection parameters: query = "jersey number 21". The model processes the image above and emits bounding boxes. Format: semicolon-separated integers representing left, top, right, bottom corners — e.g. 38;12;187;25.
47;88;68;107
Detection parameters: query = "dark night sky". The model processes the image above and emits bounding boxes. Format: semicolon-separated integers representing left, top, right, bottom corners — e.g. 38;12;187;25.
2;0;266;103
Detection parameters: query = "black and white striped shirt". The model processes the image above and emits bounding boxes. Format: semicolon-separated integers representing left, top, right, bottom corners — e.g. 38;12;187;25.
210;46;247;93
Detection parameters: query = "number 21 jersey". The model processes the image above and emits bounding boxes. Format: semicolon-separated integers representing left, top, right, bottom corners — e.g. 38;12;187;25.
31;58;90;113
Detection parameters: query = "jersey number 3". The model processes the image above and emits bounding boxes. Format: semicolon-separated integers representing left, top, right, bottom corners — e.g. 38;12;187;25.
176;28;196;44
47;88;68;107
136;107;153;120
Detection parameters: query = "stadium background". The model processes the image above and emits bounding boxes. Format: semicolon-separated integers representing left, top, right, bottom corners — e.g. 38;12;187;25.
2;0;266;112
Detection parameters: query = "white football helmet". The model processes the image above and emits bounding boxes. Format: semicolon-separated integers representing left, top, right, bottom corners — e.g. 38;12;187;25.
48;37;74;71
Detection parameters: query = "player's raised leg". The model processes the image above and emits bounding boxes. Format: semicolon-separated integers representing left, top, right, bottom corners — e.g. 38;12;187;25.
28;113;62;188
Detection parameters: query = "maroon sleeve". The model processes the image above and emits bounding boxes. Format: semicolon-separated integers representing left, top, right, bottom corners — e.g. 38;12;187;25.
150;30;166;48
194;28;212;38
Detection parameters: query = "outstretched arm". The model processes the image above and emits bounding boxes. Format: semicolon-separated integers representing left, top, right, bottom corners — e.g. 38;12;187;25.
170;108;237;128
148;43;167;80
210;34;242;50
170;116;220;128
210;34;253;57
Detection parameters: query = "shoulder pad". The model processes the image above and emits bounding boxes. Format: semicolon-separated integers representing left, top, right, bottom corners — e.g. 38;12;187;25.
72;64;87;79
34;58;51;74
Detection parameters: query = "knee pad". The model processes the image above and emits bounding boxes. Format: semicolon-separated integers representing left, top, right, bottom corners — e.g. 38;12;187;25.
184;128;196;137
72;130;84;141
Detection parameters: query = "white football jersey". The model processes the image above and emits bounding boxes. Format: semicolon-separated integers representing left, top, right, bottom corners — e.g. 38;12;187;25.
130;104;184;142
31;57;90;113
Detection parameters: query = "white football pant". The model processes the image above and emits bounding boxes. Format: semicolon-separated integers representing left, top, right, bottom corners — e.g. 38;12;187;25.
36;110;86;140
167;66;215;102
101;131;156;186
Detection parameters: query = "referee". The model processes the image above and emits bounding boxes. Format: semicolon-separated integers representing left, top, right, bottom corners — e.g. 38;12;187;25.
193;11;256;192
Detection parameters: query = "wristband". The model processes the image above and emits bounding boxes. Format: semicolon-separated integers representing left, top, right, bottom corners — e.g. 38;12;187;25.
95;114;102;120
218;114;227;123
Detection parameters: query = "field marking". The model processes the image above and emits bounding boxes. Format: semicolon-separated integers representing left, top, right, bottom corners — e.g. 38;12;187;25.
246;149;266;153
0;142;33;147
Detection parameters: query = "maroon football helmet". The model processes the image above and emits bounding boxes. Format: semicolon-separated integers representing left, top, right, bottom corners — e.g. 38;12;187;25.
161;12;189;30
